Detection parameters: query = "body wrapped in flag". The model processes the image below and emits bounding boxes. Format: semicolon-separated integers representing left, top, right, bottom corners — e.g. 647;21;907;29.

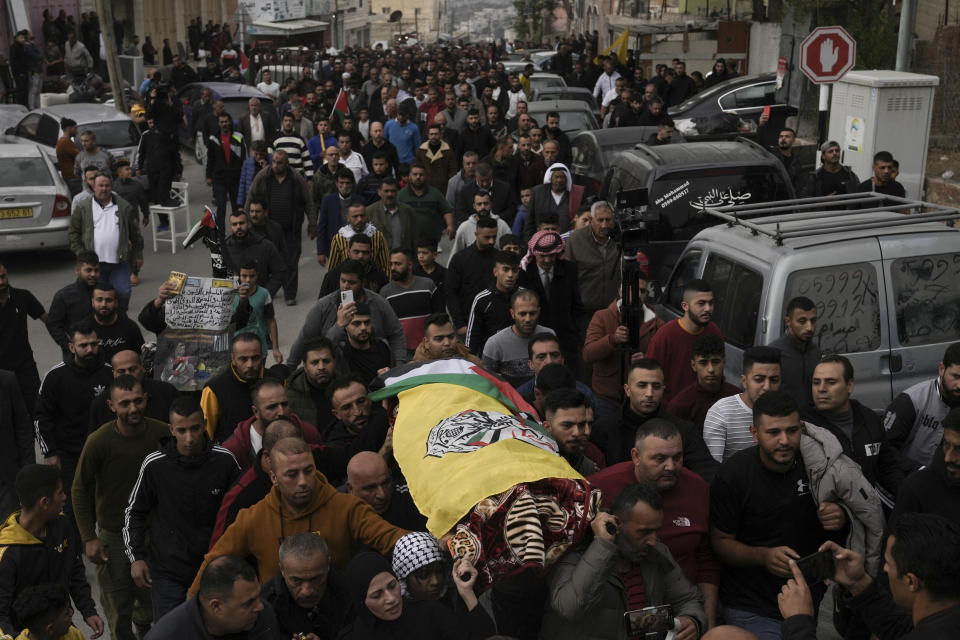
369;359;600;591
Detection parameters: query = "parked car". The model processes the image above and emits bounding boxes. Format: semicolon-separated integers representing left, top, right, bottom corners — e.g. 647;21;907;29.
0;141;73;251
570;126;685;196
5;103;142;169
176;82;277;162
0;105;28;134
526;72;567;96
599;138;795;282
668;72;798;140
526;99;598;137
652;195;960;411
530;86;599;116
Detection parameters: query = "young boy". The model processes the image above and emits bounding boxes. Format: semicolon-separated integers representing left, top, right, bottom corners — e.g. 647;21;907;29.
12;584;85;640
511;187;533;237
414;240;446;300
231;262;282;364
499;234;523;255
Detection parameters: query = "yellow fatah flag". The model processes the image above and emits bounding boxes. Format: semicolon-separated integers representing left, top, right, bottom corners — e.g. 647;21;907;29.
595;28;630;66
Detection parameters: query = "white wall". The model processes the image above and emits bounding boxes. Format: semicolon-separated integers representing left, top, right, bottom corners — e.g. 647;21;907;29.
748;21;781;74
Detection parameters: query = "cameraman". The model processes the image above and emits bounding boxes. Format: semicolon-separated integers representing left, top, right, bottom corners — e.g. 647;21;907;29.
140;82;184;208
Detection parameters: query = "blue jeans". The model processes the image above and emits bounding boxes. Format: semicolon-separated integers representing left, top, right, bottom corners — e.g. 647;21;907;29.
723;607;782;640
150;576;188;622
99;261;132;311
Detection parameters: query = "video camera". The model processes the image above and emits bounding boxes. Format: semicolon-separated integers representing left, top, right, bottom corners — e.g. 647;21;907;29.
610;187;654;354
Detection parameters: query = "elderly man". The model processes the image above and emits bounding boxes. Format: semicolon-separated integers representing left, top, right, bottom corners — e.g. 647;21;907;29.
239;97;278;146
523;163;583;239
566;200;620;338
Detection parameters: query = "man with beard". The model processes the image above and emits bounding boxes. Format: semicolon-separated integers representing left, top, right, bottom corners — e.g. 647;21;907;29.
246;197;287;257
206;112;247;235
313;145;344;200
317;169;359;266
482;290;554;388
590;418;721;627
366;178;416;252
379;249;442;354
646;279;722;405
411;312;480;364
222;210;285;298
769;296;821;408
801;141;860;197
72;375;169;639
200;332;276;443
360;122;400;177
35;320;113;527
415;124;457;194
759;119;804;191
511;133;546;194
542;112;572;165
884;342;960;467
637;97;670;126
89;283;143;363
453;163;517;229
87;349;178;431
542;482;706;640
123;396;241;621
286;337;339;432
0;261;47;415
524;164;583;238
445;216;499;337
398;164;455;248
460;108;496;159
451;190;512;257
326;203;390;275
710;391;847;637
260;533;351;640
335;303;394;384
542;389;595;475
592;359;719;480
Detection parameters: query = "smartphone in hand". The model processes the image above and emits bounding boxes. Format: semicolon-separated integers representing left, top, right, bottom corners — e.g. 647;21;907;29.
796;550;836;584
341;289;354;305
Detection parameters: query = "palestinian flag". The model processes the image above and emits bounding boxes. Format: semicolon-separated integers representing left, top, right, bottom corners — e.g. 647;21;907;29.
370;359;598;590
239;50;250;81
331;87;350;126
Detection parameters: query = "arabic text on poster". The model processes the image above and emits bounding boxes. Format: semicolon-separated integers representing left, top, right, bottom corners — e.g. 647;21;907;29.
164;277;236;331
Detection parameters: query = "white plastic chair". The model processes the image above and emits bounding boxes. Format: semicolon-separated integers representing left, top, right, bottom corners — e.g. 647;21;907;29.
149;181;192;254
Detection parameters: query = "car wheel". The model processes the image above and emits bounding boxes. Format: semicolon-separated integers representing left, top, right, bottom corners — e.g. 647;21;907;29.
195;132;206;164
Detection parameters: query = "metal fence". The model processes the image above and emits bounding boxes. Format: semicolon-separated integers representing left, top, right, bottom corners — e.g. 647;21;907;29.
914;26;960;139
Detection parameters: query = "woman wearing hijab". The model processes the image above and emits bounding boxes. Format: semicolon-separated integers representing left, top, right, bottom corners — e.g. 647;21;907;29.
340;551;495;639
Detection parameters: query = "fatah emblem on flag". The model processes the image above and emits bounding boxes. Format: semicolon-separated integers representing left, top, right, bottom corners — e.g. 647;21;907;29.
369;359;598;591
425;410;559;458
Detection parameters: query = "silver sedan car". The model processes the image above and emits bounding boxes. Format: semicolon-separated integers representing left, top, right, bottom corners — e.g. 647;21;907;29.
5;103;141;169
0;141;73;252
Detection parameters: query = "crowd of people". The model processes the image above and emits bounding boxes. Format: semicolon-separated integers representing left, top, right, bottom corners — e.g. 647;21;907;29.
1;27;959;640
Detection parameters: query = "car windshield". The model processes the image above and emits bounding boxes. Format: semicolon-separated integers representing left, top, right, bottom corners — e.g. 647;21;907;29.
0;157;53;187
80;121;140;148
537;110;594;134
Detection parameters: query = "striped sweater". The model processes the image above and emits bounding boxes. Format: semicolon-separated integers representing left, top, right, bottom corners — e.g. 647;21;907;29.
269;132;314;179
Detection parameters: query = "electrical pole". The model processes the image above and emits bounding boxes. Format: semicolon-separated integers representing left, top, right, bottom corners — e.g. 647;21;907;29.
895;0;917;70
95;0;127;113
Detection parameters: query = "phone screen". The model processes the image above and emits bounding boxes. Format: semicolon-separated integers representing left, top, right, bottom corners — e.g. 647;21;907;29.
796;550;835;583
625;605;673;637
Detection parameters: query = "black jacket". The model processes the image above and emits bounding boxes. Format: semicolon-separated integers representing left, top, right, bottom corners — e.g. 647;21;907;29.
35;357;114;458
801;165;860;197
136;127;178;176
360;140;400;175
0;512;96;636
113;176;151;220
592;402;719;483
88;376;179;432
144;594;283;639
889;446;960;527
519;261;582;360
459;125;497;159
465;286;514;356
260;566;351;640
204;366;266;443
205;129;247;183
444;244;497;329
453;179;518;226
801;399;913;500
222;232;286;297
124;435;240;584
340;597;495;640
319;262;389;298
0;371;34;490
46;278;95;351
251;219;288;255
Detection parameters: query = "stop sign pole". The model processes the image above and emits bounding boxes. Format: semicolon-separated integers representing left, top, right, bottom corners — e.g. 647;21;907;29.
800;26;857;147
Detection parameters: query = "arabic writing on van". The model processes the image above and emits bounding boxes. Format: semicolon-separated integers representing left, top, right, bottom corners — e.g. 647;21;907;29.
890;253;960;346
164;277;236;331
690;188;753;209
787;264;881;355
653;181;690;209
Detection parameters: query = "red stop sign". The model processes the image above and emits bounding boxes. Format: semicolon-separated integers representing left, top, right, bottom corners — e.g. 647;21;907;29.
800;26;856;84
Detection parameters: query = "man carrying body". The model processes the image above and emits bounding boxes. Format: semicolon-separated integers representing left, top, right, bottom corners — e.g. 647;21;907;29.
702;346;782;462
124;396;241;621
345;451;425;531
72;376;169;639
380;249;442;354
335;302;395;384
541;389;597;476
411;312;481;364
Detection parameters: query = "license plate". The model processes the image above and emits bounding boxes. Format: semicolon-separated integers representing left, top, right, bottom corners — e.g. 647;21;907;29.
0;207;33;220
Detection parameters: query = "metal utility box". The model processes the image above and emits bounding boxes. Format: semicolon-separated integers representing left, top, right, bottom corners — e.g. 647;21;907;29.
827;70;939;198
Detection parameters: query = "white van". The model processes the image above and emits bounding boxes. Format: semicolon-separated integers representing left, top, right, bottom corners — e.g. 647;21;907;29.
652;192;960;411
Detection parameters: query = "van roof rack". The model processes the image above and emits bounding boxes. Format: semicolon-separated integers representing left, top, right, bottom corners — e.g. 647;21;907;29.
701;193;960;245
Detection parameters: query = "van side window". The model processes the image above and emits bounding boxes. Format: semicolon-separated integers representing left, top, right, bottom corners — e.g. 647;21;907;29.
665;249;703;313
702;254;763;348
784;264;882;354
890;253;960;346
